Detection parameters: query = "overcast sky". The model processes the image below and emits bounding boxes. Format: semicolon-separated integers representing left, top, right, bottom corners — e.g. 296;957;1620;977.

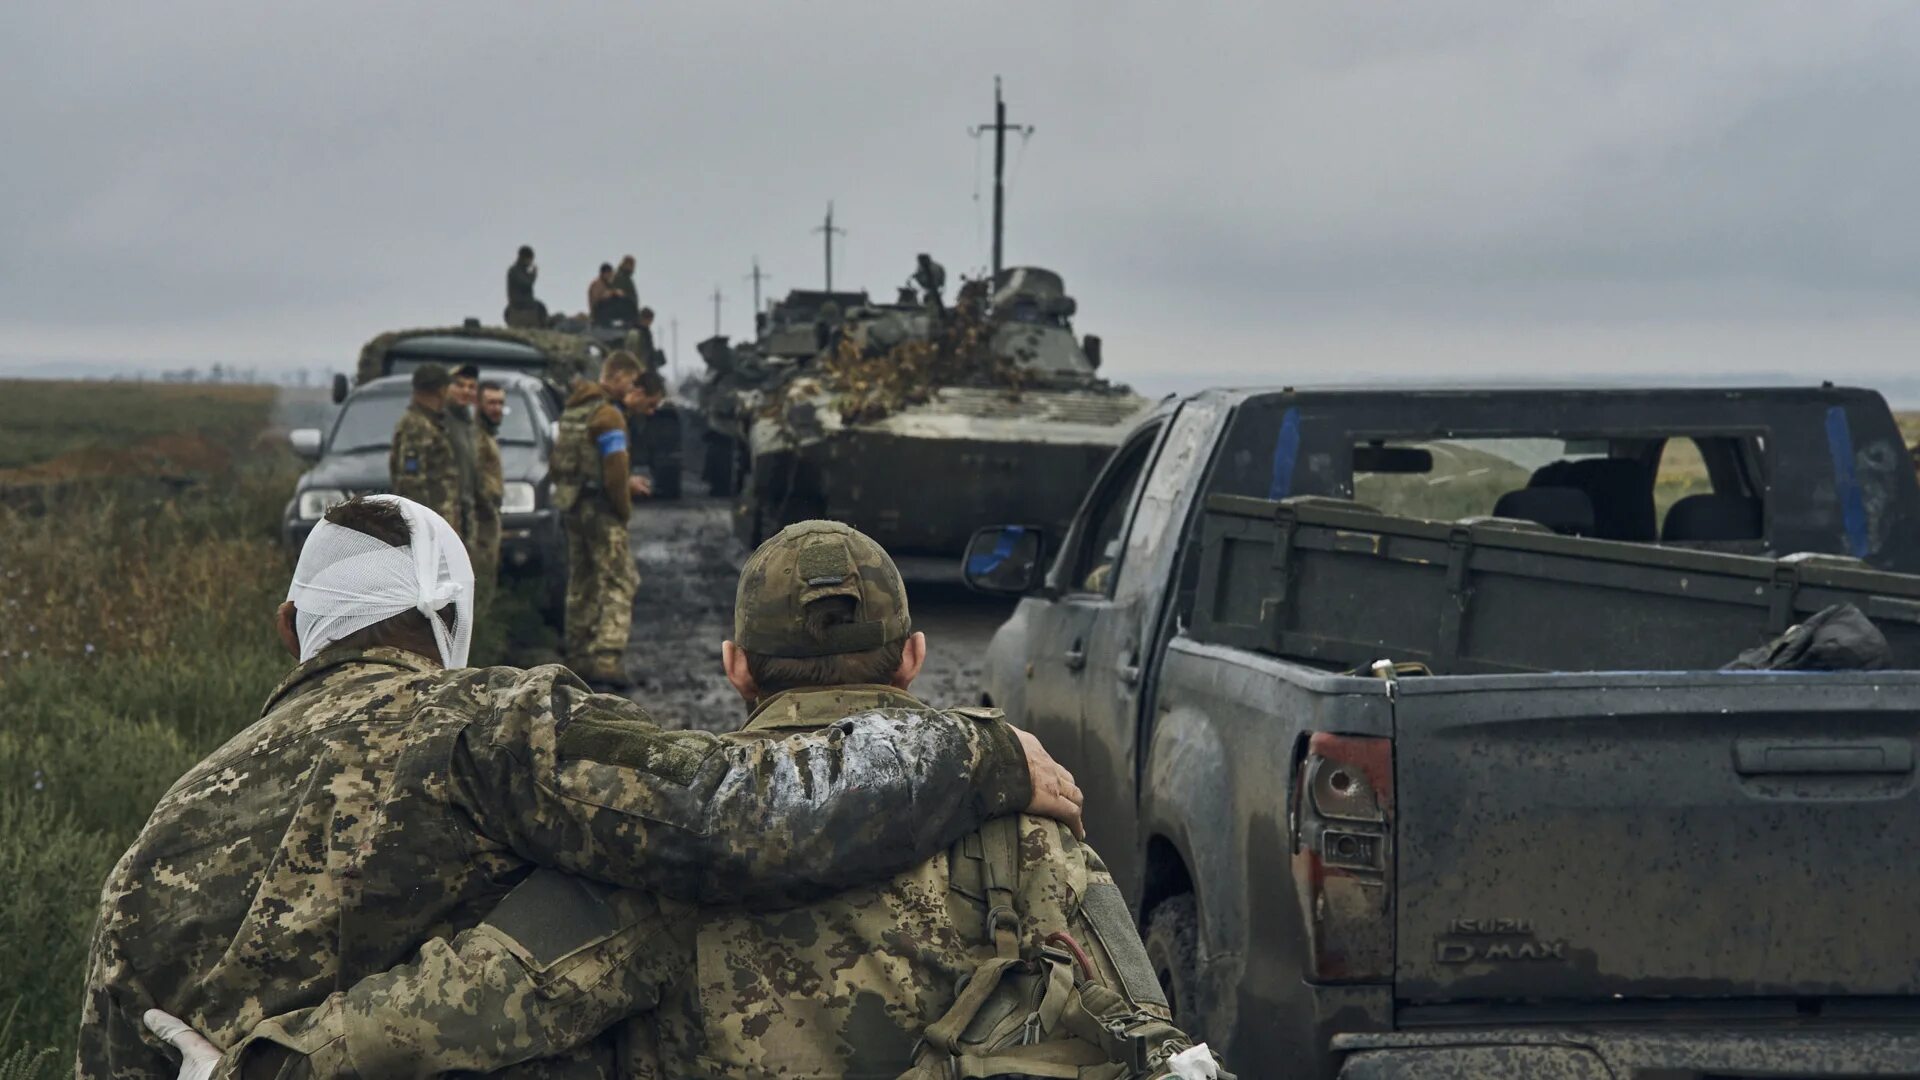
4;2;1919;394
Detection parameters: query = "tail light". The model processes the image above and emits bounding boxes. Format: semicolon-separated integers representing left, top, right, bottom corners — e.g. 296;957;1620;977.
1290;732;1394;981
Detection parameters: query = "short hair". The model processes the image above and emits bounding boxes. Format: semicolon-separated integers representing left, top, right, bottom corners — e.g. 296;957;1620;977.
636;369;666;397
306;498;450;656
411;364;450;392
517;245;534;260
602;351;644;380
638;307;655;322
619;254;635;268
744;597;907;695
599;262;613;275
452;363;481;382
479;380;503;395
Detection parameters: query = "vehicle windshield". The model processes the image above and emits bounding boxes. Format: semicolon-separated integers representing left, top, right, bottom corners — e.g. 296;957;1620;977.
327;389;540;452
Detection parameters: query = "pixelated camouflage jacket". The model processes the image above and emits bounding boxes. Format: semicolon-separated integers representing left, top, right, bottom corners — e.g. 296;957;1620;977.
75;651;1032;1080
644;684;1175;1080
476;423;504;521
443;404;482;537
388;403;462;531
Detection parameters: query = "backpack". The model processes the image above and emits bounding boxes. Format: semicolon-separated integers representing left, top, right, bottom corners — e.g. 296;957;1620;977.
897;817;1226;1080
549;395;602;513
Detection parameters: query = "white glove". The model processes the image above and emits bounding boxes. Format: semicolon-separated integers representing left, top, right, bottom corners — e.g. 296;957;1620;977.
143;1008;220;1080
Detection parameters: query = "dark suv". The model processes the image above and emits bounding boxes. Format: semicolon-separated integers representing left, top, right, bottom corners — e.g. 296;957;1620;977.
281;370;564;612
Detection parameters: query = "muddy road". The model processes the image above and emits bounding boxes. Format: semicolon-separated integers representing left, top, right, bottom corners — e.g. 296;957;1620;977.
613;492;1017;733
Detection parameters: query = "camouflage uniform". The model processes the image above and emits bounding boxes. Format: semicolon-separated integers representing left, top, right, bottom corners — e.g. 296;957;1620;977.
553;380;638;681
75;643;1035;1080
474;417;505;616
444;404;482;544
389;402;462;533
208;523;1208;1080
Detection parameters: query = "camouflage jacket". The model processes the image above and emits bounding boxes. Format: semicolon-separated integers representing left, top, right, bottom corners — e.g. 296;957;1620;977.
388;403;461;531
209;686;1179;1080
476;423;504;521
76;654;1033;1080
443;405;482;538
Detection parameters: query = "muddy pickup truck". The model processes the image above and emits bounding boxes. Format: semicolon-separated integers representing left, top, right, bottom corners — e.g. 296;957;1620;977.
966;386;1920;1078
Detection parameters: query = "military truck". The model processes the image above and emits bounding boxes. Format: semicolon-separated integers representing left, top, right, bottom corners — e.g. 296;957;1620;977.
343;322;602;411
729;265;1150;578
966;385;1920;1077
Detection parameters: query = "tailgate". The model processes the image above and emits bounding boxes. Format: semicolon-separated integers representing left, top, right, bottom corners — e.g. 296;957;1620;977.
1394;671;1920;1003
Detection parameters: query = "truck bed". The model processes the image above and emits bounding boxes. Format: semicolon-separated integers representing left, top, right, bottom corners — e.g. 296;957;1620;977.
1191;493;1920;673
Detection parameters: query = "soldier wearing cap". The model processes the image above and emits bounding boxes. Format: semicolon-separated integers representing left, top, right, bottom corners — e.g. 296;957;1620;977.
169;523;1219;1080
388;364;462;530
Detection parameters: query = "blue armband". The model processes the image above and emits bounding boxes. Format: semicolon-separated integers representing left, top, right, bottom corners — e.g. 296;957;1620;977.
596;430;628;457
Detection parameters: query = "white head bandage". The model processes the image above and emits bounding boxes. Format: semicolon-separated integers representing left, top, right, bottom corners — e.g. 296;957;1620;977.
286;495;474;668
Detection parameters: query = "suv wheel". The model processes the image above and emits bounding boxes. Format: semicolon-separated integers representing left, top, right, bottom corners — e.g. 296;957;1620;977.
1144;893;1204;1038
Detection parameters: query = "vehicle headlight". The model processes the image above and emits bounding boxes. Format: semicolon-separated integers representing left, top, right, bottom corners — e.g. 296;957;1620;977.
298;488;348;520
501;482;538;514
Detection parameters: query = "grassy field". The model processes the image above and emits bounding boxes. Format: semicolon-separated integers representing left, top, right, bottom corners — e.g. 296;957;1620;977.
0;380;295;1075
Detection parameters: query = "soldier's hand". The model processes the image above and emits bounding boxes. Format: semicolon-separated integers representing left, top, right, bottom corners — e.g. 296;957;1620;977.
143;1008;219;1080
1015;727;1085;839
629;475;654;498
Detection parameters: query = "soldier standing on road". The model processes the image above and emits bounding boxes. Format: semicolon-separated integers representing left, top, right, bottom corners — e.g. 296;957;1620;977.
90;495;1087;1080
553;350;651;687
445;364;483;546
505;244;547;328
153;522;1214;1080
472;379;507;617
387;364;461;530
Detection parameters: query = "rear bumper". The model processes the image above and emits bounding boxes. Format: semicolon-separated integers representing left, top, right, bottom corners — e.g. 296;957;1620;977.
1334;1025;1920;1078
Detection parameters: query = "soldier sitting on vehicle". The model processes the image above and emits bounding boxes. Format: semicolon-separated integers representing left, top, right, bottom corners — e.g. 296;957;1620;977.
505;244;548;328
148;522;1223;1080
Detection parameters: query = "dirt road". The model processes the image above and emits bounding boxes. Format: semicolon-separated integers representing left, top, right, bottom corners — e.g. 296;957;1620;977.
617;492;1017;733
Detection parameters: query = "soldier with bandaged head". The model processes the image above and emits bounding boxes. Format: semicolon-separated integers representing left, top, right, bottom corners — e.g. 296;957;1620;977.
78;496;1087;1080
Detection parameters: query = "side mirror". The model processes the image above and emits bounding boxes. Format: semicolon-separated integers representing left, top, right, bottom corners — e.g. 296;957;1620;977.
962;524;1046;596
1082;335;1103;370
288;428;323;459
331;373;350;404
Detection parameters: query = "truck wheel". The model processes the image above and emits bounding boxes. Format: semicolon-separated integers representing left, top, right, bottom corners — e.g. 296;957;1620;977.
1144;893;1204;1037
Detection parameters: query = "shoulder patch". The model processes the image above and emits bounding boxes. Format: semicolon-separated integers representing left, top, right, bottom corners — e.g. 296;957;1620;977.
595;429;628;457
403;456;421;474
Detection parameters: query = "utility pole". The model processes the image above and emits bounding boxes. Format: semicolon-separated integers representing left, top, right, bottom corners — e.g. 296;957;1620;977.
670;318;679;369
812;202;846;291
711;286;724;337
745;257;771;317
971;76;1033;281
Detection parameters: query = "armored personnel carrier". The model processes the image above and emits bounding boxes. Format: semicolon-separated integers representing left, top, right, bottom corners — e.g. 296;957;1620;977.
729;264;1151;576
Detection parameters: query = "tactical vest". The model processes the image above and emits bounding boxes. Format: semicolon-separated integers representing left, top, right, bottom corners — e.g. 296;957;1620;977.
899;817;1219;1080
549;396;604;513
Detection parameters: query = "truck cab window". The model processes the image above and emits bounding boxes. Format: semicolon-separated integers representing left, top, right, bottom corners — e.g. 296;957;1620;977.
1069;429;1159;595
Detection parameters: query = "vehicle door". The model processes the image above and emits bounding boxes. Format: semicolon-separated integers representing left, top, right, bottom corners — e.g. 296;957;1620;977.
1017;421;1169;873
1076;401;1225;893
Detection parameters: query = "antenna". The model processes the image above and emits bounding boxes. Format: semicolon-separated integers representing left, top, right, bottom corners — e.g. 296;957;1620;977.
812;202;847;291
969;76;1033;280
711;286;724;337
745;257;771;316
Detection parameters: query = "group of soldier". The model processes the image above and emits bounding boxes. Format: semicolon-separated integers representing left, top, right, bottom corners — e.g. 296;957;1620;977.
504;244;658;347
388;349;667;688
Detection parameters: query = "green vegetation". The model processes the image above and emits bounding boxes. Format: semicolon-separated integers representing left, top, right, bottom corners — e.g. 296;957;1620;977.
0;381;294;1069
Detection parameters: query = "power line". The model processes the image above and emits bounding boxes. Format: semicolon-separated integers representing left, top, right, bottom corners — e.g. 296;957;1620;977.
711;285;724;337
969;76;1033;280
812;202;846;291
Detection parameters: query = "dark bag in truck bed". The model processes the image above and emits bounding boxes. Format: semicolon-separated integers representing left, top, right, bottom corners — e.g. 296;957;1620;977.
1191;493;1920;673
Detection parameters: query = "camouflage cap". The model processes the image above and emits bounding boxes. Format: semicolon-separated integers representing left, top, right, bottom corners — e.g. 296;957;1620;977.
412;363;450;391
734;520;911;658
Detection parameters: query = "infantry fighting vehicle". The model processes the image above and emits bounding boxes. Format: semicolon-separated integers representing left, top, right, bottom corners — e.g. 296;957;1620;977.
711;265;1151;578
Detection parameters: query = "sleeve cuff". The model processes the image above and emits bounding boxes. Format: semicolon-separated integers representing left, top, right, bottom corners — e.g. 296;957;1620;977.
974;717;1032;819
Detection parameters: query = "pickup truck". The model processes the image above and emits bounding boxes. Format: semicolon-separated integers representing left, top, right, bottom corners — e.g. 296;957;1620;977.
966;386;1920;1078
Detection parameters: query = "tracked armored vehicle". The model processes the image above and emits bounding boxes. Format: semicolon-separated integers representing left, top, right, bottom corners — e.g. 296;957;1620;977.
733;265;1150;577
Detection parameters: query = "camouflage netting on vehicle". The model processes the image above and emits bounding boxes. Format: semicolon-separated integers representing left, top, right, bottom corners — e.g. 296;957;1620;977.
765;288;1129;426
354;326;601;388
